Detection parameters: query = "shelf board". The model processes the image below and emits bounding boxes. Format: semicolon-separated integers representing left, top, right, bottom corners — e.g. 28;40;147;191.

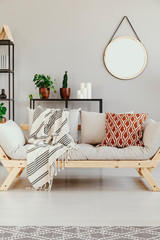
0;40;14;45
0;69;14;73
0;99;14;101
30;98;102;101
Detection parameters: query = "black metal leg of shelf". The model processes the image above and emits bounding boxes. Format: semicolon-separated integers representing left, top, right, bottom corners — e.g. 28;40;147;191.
65;100;68;108
12;44;14;120
12;100;14;121
8;43;11;119
30;99;32;109
99;100;103;113
33;100;35;109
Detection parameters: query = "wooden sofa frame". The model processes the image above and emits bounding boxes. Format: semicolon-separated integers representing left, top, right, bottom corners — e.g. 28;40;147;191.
0;124;160;191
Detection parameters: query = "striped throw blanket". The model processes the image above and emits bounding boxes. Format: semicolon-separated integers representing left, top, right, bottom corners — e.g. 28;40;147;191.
27;106;76;190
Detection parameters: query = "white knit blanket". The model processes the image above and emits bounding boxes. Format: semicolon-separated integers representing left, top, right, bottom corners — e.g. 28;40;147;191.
27;106;76;190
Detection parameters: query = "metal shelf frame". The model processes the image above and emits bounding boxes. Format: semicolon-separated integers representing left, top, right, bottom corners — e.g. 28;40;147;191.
30;98;103;113
0;39;14;120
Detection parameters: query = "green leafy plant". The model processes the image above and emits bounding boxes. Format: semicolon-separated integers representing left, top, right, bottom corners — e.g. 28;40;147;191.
62;71;68;88
33;74;57;93
0;103;7;122
28;92;43;99
28;94;33;100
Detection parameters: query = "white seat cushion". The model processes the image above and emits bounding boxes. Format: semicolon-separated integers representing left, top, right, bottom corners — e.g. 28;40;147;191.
11;143;153;160
70;144;154;160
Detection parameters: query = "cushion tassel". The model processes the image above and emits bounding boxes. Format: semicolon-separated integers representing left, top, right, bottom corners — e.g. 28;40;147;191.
48;164;55;191
54;161;57;176
62;153;64;170
58;157;60;172
65;152;67;167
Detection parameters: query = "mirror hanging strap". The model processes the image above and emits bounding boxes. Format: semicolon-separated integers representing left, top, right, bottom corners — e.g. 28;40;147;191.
108;16;141;44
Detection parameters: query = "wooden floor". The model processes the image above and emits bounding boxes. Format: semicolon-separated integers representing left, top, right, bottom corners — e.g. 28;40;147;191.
0;164;160;226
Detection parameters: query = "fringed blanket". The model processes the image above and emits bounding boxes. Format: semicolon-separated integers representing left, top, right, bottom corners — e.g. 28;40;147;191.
27;106;76;190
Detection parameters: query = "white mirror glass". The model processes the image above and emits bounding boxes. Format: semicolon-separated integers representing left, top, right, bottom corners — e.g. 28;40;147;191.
104;36;147;79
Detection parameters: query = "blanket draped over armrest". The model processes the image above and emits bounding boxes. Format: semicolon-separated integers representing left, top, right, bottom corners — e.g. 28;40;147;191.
27;106;76;190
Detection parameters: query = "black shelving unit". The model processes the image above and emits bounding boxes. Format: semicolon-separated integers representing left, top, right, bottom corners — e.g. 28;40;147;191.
0;40;14;120
30;99;103;113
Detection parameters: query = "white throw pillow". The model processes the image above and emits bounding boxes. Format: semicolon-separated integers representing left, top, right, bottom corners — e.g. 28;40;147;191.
27;107;34;132
81;111;106;145
143;118;155;130
80;110;134;145
64;108;81;143
0;120;25;159
27;107;81;143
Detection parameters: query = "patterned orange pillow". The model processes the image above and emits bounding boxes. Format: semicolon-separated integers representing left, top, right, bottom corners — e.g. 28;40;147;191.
99;113;148;148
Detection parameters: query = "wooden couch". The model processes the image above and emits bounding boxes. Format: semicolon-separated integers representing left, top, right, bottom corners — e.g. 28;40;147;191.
0;124;160;191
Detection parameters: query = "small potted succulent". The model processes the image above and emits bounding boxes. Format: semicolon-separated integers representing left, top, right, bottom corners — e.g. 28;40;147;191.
60;71;70;99
0;103;7;123
33;74;56;99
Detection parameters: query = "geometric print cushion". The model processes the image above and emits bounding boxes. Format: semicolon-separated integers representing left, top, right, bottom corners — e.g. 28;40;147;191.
99;113;148;148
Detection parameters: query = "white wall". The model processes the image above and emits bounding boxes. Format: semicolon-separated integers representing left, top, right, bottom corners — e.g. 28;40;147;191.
0;0;160;123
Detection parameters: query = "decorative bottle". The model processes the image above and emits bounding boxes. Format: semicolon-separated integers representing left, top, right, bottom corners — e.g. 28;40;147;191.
0;89;7;99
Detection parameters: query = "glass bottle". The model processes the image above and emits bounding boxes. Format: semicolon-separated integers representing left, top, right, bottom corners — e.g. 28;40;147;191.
0;89;7;99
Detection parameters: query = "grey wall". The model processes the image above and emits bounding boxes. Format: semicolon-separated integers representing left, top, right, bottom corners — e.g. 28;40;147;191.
0;0;160;123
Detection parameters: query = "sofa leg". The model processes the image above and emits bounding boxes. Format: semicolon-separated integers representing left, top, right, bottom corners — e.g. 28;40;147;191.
136;168;144;177
140;168;160;192
0;167;22;191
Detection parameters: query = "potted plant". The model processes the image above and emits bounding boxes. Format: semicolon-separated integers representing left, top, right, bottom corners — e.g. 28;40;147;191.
0;103;7;123
60;71;70;99
33;74;56;99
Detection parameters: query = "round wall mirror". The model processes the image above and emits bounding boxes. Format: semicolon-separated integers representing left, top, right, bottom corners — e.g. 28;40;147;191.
104;36;147;80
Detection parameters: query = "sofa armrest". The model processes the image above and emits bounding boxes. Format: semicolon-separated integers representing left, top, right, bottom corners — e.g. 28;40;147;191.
143;121;160;152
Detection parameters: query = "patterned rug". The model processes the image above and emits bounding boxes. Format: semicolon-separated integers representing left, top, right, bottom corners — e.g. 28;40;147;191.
0;226;160;240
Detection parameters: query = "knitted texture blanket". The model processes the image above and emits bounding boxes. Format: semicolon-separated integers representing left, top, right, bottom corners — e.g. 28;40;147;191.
27;106;76;190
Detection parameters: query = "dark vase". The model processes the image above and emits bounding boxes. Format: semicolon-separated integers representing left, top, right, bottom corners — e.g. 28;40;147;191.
60;88;70;99
0;89;7;99
39;88;50;99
